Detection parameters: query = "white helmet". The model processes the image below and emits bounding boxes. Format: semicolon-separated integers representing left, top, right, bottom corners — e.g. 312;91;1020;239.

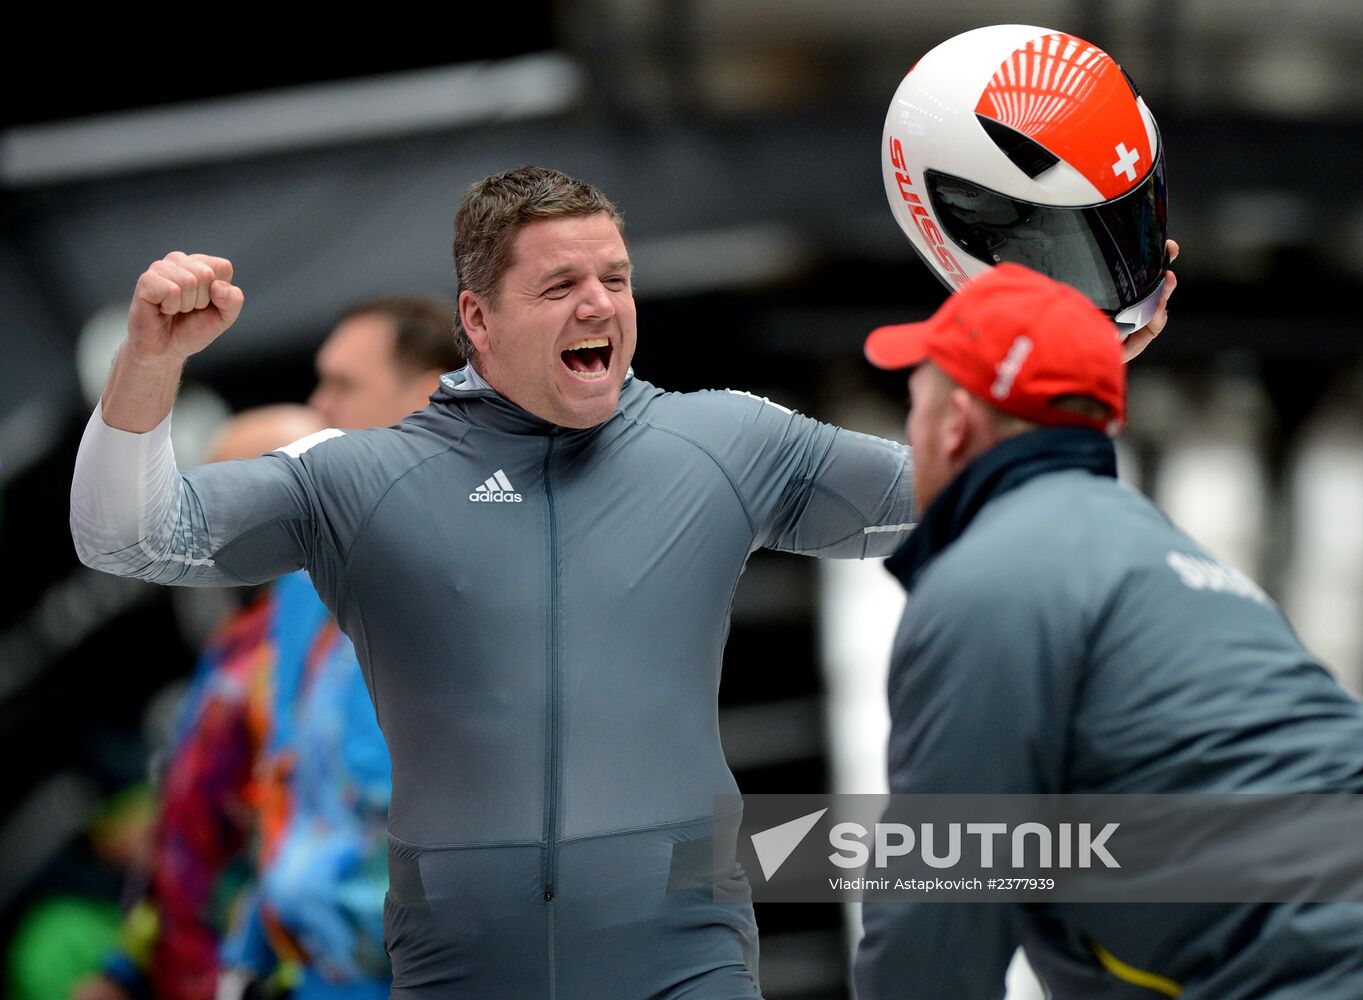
882;24;1168;337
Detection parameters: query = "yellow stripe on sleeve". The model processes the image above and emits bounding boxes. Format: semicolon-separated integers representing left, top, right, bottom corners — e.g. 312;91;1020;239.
1090;941;1184;997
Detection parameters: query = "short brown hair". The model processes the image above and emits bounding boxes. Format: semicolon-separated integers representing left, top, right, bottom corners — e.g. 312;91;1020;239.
336;295;462;375
452;165;625;361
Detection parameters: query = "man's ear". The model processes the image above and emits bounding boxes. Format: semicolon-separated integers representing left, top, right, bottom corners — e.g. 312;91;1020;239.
460;290;492;355
943;387;975;461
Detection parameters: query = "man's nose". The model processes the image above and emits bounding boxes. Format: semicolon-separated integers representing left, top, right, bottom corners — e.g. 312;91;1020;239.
575;278;616;321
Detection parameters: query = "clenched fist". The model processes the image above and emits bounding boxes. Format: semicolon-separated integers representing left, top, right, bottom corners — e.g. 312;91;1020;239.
128;251;244;362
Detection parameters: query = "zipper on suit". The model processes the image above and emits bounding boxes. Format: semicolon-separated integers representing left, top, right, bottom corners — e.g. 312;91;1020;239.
542;429;561;907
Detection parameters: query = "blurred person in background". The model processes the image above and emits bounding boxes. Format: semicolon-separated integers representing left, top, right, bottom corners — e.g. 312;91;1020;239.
73;297;459;1000
855;264;1363;999
223;297;458;1000
307;296;461;430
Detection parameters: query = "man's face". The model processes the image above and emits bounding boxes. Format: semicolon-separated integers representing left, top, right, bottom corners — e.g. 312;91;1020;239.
463;213;637;429
906;363;959;514
309;313;433;429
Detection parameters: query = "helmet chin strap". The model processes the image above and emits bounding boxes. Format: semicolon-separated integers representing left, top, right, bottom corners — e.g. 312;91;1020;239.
1112;274;1167;340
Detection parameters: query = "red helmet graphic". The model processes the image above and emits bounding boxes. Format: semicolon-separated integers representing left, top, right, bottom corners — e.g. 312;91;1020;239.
883;24;1168;337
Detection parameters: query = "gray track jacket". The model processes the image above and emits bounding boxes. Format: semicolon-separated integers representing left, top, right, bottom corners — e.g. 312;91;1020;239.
857;433;1363;1000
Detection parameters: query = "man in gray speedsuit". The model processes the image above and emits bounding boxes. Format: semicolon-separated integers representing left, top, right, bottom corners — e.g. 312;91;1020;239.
71;167;1165;998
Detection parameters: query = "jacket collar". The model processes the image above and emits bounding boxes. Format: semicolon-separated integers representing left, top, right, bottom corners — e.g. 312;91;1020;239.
430;365;639;436
886;427;1118;592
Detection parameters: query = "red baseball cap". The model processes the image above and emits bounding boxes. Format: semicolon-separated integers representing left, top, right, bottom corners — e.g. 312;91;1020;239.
865;263;1126;432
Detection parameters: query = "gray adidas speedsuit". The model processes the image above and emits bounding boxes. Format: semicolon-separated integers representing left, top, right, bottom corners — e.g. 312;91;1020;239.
72;368;914;998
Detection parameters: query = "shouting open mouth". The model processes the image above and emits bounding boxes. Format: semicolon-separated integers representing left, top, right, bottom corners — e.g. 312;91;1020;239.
561;337;614;382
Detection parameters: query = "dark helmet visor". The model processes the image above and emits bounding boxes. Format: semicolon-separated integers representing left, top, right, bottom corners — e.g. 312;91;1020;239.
925;149;1167;314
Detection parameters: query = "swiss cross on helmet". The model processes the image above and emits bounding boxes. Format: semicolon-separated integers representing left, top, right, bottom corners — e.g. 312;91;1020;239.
883;24;1168;338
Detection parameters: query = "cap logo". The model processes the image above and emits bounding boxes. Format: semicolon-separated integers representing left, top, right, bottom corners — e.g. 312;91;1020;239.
991;336;1033;400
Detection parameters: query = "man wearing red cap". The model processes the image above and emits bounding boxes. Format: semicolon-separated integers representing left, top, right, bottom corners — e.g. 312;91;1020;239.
854;264;1363;999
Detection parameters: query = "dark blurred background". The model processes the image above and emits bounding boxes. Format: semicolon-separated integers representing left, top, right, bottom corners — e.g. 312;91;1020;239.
3;2;1362;996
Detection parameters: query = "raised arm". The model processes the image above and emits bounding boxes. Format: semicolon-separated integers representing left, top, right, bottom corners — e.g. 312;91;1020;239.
71;253;318;587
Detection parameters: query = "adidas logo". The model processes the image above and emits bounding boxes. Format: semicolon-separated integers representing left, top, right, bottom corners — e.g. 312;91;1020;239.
469;469;524;503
